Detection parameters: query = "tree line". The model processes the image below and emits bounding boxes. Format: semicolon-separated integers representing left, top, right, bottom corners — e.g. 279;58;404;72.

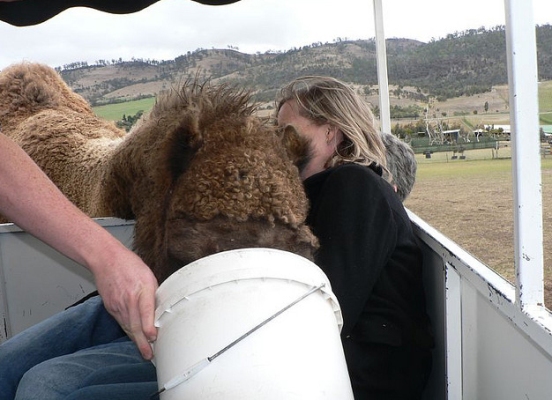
60;24;552;105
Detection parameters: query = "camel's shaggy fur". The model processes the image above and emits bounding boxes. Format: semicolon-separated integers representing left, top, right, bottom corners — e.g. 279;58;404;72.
0;63;317;282
0;63;126;216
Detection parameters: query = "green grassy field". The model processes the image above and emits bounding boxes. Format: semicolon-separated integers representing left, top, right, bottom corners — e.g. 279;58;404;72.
539;81;552;124
93;97;156;121
539;81;552;112
415;149;552;182
416;153;512;179
93;80;552;127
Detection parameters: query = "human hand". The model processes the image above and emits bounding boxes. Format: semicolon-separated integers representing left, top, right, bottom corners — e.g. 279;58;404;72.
0;133;159;358
93;248;159;360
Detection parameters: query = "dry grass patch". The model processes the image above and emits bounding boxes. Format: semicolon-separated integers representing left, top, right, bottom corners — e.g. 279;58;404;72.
404;149;552;308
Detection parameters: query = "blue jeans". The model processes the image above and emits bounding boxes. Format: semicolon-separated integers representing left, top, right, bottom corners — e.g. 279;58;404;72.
64;363;158;400
0;296;126;400
15;339;152;400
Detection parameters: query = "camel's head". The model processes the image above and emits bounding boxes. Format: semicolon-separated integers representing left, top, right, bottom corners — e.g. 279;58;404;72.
105;80;318;282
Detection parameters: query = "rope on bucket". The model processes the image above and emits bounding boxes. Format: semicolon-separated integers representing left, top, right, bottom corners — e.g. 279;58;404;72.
150;282;326;398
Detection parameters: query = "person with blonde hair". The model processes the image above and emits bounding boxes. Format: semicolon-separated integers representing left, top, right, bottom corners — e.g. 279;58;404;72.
277;76;433;399
3;76;431;400
277;76;389;179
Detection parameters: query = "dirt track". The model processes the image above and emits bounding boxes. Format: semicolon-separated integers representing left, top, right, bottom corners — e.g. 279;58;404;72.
404;150;552;308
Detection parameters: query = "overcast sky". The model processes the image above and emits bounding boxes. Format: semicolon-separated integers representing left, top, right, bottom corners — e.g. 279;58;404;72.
1;0;551;70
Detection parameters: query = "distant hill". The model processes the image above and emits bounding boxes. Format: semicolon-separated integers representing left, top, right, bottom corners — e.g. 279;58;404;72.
58;24;552;112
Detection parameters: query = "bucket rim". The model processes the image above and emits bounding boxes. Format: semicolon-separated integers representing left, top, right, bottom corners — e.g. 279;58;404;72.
154;248;342;328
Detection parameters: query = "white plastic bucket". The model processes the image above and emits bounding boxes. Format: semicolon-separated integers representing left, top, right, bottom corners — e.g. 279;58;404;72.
153;248;354;399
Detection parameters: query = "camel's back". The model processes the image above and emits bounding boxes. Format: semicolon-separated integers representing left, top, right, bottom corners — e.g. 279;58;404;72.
0;63;127;218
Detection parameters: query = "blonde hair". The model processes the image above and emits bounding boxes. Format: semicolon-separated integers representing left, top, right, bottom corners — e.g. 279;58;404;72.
276;76;390;181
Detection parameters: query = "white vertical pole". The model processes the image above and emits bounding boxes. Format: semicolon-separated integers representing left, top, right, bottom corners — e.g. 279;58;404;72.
373;0;391;135
504;0;544;308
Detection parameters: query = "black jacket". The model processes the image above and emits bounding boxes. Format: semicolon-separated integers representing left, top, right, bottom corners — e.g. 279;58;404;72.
304;163;433;399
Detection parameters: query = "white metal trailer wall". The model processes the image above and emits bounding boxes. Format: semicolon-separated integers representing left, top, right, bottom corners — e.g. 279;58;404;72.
2;215;552;399
0;218;134;341
412;212;552;400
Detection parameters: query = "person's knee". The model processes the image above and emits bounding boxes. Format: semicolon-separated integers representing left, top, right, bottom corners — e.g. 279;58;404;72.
65;382;159;400
13;339;146;400
82;362;157;386
15;357;90;400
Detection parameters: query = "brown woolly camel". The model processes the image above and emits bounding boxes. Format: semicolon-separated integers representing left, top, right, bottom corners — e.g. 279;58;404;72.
0;63;318;282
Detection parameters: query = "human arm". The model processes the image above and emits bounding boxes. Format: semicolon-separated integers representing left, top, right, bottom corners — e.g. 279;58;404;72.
0;133;158;359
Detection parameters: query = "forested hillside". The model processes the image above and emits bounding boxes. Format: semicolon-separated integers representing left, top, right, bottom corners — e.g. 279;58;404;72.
57;24;552;107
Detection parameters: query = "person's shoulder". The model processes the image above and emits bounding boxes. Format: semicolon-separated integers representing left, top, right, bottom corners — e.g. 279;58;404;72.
328;163;402;204
306;163;387;198
327;163;382;185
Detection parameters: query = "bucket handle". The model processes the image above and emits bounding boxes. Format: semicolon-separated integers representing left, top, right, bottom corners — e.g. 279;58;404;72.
151;282;326;398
